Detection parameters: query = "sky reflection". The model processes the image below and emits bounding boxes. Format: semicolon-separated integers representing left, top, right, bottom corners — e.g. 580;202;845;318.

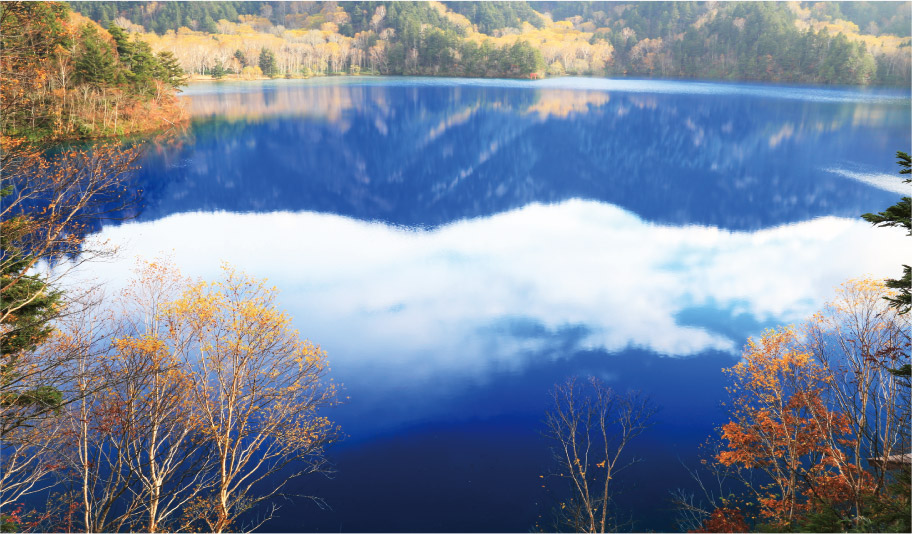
73;200;908;432
62;77;912;531
130;79;910;233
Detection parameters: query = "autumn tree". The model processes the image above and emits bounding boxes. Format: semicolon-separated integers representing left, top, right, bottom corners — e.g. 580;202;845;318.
1;1;186;141
0;141;141;414
1;3;186;529
669;440;748;533
802;278;910;528
165;265;338;533
99;260;212;533
690;507;749;533
43;261;338;533
712;279;910;531
716;326;852;530
543;377;656;533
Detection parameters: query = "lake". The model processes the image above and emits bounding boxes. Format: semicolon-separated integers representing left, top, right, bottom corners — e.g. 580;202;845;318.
79;77;910;532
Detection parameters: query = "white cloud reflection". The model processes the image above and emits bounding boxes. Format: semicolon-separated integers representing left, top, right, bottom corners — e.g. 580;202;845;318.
71;200;908;386
825;167;911;195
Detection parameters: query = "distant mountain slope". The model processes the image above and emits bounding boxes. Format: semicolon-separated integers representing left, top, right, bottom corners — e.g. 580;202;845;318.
68;1;911;85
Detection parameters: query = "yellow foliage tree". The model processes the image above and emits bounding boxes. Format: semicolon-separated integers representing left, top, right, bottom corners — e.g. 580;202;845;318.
166;264;338;533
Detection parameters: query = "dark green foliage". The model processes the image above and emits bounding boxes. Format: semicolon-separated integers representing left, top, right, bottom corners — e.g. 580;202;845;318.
0;512;23;533
0;386;63;412
109;24;165;95
203;14;218;34
71;1;257;35
0;191;64;432
234;49;248;68
75;25;117;88
445;1;543;33
70;20;186;100
790;465;911;533
258;47;278;77
862;151;911;316
0;222;61;358
71;21;187;99
156;50;189;88
210;60;227;79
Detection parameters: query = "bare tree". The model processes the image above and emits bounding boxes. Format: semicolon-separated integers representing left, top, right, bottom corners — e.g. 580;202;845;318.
0;143;141;526
802;278;911;515
544;377;656;533
669;441;753;533
1;142;141;366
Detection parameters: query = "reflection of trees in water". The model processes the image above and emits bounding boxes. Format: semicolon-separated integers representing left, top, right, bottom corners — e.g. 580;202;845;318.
128;84;905;230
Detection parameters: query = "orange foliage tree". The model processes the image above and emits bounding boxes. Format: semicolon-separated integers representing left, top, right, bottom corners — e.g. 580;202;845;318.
712;278;910;531
716;326;853;529
1;1;186;141
690;506;749;533
803;278;910;520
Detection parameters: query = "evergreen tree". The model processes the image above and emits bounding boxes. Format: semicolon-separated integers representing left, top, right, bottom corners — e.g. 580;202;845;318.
862;151;911;313
74;24;116;88
258;47;278;77
210;60;227;79
0;190;64;434
156;50;188;88
234;49;248;68
861;151;911;378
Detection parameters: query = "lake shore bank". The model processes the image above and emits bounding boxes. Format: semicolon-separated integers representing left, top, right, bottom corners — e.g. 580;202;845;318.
185;71;910;89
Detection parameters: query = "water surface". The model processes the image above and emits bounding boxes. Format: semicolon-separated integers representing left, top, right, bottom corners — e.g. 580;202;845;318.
83;77;910;532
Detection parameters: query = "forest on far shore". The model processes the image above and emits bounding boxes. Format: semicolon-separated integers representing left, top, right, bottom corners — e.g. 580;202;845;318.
68;1;912;85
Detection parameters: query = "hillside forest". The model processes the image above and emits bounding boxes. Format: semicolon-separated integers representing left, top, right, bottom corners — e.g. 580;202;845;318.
68;1;912;85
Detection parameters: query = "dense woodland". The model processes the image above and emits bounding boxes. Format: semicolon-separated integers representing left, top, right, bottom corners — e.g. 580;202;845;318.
68;1;912;85
0;3;187;142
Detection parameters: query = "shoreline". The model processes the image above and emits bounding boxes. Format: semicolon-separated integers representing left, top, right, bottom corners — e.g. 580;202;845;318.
185;72;910;90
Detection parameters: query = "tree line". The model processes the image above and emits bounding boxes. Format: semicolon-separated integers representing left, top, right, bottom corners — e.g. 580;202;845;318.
69;1;911;85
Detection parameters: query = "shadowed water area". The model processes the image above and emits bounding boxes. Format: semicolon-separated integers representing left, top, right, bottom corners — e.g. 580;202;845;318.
82;77;909;532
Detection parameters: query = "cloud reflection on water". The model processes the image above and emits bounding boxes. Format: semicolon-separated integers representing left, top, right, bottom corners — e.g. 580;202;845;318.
75;200;908;395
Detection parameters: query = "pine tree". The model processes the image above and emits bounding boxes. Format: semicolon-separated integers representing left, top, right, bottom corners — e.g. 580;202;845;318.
234;49;248;68
258;47;278;77
0;188;64;431
210;60;227;80
861;151;911;378
156;50;188;88
74;24;116;88
862;151;911;314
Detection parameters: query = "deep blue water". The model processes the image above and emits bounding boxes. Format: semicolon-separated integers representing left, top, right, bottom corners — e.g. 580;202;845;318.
88;77;909;532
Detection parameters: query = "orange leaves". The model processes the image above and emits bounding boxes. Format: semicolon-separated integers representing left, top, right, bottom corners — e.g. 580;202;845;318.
46;259;337;532
712;276;910;529
716;325;856;527
690;507;749;533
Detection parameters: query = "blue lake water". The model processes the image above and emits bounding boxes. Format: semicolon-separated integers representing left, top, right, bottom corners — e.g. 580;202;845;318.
82;77;910;532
